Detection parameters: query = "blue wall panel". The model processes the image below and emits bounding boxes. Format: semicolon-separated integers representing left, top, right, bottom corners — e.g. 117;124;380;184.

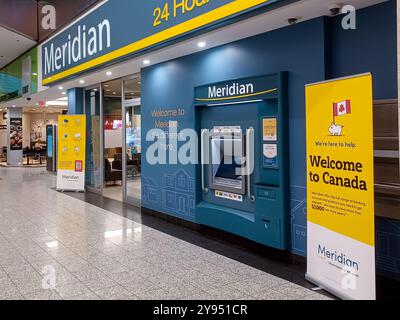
142;17;327;249
329;0;397;99
141;0;399;280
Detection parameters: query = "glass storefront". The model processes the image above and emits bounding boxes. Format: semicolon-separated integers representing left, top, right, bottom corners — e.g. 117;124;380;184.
123;76;141;205
85;75;141;205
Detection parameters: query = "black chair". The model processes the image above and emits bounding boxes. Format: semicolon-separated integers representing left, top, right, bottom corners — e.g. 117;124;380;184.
2;146;7;162
131;153;141;174
26;148;35;165
40;148;47;164
112;153;123;170
104;158;122;185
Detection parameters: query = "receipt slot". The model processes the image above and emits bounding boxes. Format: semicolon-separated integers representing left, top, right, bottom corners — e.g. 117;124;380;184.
196;73;290;250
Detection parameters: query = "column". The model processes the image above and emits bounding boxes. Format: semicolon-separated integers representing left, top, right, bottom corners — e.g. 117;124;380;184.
67;88;84;115
7;107;23;166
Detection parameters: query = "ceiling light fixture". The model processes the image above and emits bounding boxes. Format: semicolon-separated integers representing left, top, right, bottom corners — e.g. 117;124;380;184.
61;92;66;95
106;71;112;76
198;41;206;48
79;80;85;84
143;59;150;65
58;86;63;90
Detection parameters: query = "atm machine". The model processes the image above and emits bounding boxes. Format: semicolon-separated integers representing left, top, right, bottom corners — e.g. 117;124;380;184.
46;124;57;173
196;73;290;250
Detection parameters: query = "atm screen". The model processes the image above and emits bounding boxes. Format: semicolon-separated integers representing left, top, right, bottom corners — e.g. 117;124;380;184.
215;155;243;181
210;135;245;193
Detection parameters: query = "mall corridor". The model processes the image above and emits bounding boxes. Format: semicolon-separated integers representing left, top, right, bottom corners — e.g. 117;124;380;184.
0;167;330;300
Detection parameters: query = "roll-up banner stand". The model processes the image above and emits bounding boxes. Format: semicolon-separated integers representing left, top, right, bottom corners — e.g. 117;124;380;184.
56;115;86;192
305;73;375;300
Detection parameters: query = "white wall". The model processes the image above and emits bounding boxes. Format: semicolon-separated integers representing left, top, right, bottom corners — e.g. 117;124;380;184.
105;129;123;149
28;113;59;146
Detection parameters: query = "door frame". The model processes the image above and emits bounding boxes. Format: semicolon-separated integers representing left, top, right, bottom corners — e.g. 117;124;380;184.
121;74;141;207
83;84;104;195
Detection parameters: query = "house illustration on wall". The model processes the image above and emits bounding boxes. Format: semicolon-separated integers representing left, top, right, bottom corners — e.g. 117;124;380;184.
163;169;196;218
142;175;158;206
290;186;307;256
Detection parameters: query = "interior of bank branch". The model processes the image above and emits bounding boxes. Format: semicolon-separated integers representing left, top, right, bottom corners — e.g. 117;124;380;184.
0;98;67;168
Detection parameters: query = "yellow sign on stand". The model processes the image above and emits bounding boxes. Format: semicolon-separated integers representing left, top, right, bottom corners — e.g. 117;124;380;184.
56;115;86;191
305;74;375;300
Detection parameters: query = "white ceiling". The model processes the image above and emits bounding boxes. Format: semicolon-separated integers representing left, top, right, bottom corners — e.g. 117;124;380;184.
0;0;386;109
0;26;37;69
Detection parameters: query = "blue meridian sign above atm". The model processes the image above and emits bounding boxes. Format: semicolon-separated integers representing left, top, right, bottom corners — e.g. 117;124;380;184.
41;0;285;85
195;75;279;105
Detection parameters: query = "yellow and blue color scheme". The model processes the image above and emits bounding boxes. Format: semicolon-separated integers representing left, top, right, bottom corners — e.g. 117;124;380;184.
41;0;284;85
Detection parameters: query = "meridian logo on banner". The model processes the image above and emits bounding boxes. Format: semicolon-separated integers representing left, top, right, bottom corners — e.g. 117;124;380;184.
305;73;375;300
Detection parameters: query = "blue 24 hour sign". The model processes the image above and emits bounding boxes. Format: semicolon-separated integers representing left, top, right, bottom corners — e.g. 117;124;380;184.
41;0;284;85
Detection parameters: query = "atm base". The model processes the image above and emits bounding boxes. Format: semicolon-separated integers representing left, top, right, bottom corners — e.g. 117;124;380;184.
196;201;288;250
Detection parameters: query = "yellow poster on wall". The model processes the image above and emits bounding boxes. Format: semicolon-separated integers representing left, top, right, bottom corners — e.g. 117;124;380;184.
305;74;375;300
56;115;86;191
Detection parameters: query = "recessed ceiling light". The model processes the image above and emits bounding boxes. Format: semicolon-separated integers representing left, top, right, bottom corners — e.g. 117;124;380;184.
32;73;37;76
12;105;16;108
143;59;150;65
61;92;66;95
58;86;63;90
106;71;112;76
93;88;98;92
104;84;109;87
106;89;111;92
79;80;85;84
198;41;206;48
113;91;116;95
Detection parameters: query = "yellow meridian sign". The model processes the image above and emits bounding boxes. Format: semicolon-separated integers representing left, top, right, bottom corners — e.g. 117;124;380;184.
305;73;376;300
57;115;86;191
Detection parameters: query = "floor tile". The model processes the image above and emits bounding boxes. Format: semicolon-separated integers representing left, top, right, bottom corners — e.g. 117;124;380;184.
24;289;63;301
95;285;136;300
274;282;315;298
0;167;333;301
55;282;92;299
82;276;117;291
121;278;160;296
250;288;295;300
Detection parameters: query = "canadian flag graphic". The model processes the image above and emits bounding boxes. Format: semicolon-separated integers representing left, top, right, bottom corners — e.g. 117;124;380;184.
333;100;351;117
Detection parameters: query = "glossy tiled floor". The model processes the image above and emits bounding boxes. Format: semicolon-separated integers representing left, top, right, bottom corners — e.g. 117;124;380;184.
0;167;331;300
